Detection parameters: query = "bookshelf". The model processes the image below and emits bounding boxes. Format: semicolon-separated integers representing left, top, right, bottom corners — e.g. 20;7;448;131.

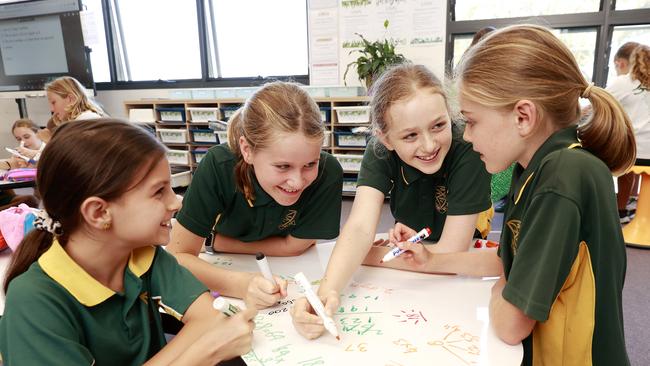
124;96;370;195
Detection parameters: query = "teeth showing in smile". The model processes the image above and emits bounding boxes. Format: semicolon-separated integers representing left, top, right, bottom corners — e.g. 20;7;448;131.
417;149;439;162
280;187;298;193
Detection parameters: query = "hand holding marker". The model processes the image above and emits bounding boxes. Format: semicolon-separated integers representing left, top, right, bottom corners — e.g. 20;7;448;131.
211;291;240;317
294;272;340;340
380;227;431;263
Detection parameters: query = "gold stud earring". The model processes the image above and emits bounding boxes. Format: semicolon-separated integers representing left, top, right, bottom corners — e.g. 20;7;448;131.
102;221;111;230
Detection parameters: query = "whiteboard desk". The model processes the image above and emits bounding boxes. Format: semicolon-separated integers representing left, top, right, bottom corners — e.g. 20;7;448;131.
200;240;523;366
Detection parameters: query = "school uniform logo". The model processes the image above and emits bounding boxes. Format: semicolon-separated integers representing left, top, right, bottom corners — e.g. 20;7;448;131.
279;210;297;230
506;220;521;255
435;186;448;213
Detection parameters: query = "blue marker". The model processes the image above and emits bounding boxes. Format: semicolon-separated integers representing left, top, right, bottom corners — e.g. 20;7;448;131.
380;227;432;263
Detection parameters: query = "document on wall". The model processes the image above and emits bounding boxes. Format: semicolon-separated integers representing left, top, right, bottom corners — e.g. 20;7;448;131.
339;0;447;84
308;1;339;85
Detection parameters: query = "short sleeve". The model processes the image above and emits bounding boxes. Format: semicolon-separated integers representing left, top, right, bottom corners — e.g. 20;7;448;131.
356;141;395;195
502;193;581;321
149;247;208;319
175;148;227;237
446;142;492;215
291;155;343;240
0;278;95;365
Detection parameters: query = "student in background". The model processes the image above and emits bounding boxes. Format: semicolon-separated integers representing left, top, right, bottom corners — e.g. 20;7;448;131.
45;76;105;131
0;120;256;365
167;82;343;309
11;118;46;167
291;63;496;340
455;24;632;365
607;42;649;223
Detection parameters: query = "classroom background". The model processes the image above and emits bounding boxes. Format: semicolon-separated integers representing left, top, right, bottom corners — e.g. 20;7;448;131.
1;0;649;365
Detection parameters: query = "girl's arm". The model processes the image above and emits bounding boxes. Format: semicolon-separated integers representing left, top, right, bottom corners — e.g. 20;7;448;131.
167;223;287;309
144;292;257;366
489;277;536;345
291;186;385;340
429;213;480;253
213;233;315;257
167;223;255;299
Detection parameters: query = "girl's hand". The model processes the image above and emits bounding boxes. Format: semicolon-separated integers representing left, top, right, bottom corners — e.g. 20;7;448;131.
16;146;37;159
388;222;418;245
290;290;339;340
8;156;27;169
245;274;288;309
394;239;432;268
201;306;257;362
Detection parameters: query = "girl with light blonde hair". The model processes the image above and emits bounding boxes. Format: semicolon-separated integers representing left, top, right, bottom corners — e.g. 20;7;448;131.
453;24;633;365
45;76;105;128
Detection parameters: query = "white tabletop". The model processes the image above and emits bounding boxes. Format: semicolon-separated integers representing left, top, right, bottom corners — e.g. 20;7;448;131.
200;240;523;366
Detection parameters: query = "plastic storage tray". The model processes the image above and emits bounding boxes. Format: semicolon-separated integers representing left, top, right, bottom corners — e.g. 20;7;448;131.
333;106;370;124
157;107;186;122
166;149;191;165
157;128;188;143
334;132;368;147
191;129;218;143
333;153;363;172
188;107;220;122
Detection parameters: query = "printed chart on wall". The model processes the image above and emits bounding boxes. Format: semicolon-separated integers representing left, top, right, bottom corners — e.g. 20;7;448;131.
339;0;447;85
202;242;522;365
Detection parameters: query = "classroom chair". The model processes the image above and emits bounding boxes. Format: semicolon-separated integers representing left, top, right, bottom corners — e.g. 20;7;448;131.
623;164;650;248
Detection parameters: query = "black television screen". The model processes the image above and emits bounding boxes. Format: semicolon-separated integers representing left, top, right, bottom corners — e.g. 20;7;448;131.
0;0;93;94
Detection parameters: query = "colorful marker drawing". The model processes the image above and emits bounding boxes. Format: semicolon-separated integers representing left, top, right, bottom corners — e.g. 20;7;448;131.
392;309;428;325
427;324;481;365
393;338;418;353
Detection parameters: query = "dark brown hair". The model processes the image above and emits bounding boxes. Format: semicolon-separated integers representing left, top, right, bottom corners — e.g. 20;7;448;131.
227;82;323;201
456;24;636;175
614;42;641;61
470;26;496;47
4;119;166;293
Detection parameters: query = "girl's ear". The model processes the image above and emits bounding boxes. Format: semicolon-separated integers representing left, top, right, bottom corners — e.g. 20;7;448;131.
513;100;538;137
65;94;76;105
239;135;254;164
79;196;111;230
377;130;395;151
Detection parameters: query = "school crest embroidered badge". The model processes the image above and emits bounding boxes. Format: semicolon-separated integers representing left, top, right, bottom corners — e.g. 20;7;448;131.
278;209;297;230
506;220;521;254
435;186;448;213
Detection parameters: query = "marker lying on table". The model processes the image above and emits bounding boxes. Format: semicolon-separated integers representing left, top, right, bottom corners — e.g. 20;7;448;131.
380;227;432;263
256;252;278;286
294;272;340;341
211;291;240;317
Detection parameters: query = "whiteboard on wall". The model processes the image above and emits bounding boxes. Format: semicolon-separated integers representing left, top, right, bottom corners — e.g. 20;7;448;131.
308;0;447;86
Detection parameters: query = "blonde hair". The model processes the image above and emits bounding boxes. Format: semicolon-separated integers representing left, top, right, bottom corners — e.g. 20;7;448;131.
369;63;449;135
11;118;39;134
45;76;104;124
456;24;636;175
630;44;650;89
227;82;324;201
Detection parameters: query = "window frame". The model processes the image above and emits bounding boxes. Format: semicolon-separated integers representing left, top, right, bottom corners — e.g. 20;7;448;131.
445;0;650;87
94;0;309;91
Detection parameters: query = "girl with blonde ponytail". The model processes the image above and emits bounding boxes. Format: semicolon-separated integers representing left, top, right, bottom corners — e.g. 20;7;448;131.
454;24;632;365
168;81;343;310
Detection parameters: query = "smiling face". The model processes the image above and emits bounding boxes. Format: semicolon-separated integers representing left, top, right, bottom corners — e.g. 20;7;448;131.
107;158;181;247
459;95;525;174
379;91;452;174
13;126;42;150
242;131;322;206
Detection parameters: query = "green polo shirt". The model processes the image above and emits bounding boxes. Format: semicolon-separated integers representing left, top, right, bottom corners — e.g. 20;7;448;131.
499;126;629;366
356;126;491;241
177;143;343;241
0;241;207;365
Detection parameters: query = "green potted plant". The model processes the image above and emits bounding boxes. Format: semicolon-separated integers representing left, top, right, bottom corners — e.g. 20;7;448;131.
344;20;407;89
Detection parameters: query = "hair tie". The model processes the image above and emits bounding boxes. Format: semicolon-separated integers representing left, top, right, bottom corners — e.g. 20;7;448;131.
33;209;63;236
582;82;595;98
